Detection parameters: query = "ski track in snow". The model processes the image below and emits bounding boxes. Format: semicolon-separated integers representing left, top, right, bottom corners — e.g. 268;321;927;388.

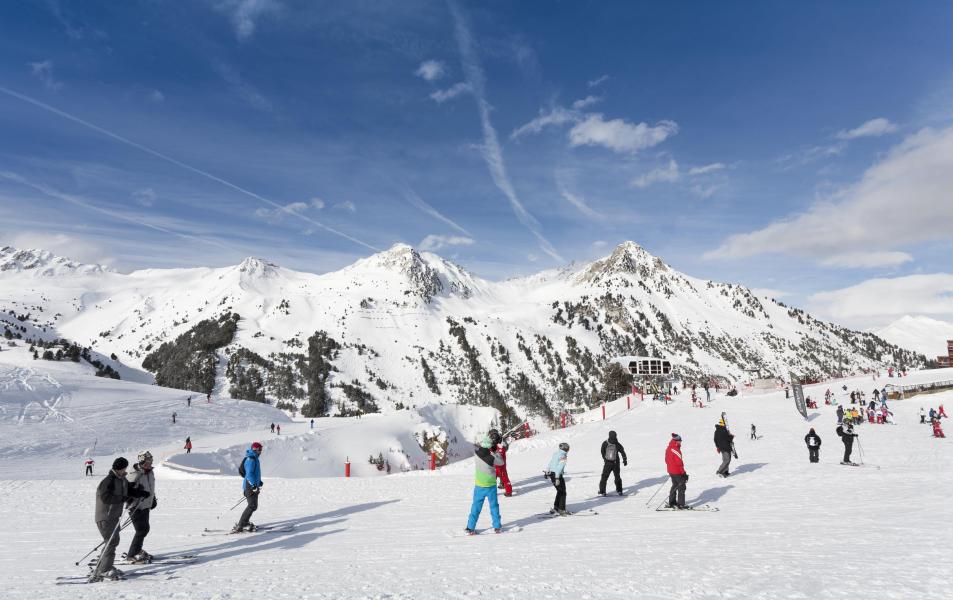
2;364;952;598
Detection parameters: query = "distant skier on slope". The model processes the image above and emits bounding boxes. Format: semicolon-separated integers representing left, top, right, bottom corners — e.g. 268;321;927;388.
184;437;192;454
665;433;688;509
232;442;263;533
714;419;734;477
125;451;157;564
933;418;946;438
85;458;94;476
489;429;512;497
836;423;858;465
465;433;503;534
939;404;948;419
598;430;628;496
804;428;821;463
836;405;844;424
546;442;570;515
750;424;757;440
920;407;926;424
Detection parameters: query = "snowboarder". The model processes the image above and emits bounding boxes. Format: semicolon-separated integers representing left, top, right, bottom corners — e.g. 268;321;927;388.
546;442;570;515
233;442;263;533
836;405;844;424
804;428;821;463
172;411;176;424
125;451;157;564
184;437;192;454
714;419;734;477
665;433;688;509
465;433;503;534
270;423;275;434
85;458;94;476
89;457;147;582
489;429;512;497
598;430;628;496
836;423;858;465
750;424;757;440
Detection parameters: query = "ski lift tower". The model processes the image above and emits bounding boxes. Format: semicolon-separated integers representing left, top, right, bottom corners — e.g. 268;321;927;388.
613;355;673;396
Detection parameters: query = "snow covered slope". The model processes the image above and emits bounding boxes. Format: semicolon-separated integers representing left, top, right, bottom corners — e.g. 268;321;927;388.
2;368;951;598
875;315;953;358
0;242;927;426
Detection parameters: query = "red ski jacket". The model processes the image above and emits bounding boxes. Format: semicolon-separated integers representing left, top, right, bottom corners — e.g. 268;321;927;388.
665;440;685;475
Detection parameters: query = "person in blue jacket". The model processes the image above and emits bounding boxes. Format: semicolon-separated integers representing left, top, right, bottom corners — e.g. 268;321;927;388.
546;442;570;515
233;442;263;533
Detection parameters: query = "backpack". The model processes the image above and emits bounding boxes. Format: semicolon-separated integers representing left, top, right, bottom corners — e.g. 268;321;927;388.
238;459;246;477
605;442;618;462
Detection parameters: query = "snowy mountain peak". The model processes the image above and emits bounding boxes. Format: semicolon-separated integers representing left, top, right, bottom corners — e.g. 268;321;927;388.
0;246;113;277
575;240;669;284
236;257;280;279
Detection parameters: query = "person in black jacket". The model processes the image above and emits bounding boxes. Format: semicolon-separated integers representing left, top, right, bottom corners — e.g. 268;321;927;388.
836;424;858;465
714;420;734;477
804;428;822;463
89;458;148;582
598;431;628;496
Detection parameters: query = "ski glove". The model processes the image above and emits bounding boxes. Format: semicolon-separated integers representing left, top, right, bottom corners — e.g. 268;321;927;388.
251;486;260;494
623;459;628;466
151;497;157;510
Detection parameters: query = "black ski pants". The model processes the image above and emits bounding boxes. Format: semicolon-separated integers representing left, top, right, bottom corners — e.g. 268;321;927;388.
668;474;687;507
598;460;622;494
808;446;819;463
238;483;259;527
549;474;566;511
127;508;151;557
842;438;853;463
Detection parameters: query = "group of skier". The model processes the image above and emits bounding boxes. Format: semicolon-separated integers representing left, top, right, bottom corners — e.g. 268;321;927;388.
922;405;948;437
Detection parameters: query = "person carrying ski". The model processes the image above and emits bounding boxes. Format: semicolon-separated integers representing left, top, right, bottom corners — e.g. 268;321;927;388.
836;423;858;465
85;458;94;476
489;429;512;497
665;433;688;509
714;419;734;477
125;451;157;564
804;428;821;463
184;437;192;454
546;442;570;515
465;433;503;534
233;442;263;533
90;457;147;582
598;430;628;496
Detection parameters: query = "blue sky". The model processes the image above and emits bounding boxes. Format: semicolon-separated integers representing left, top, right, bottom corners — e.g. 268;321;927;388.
2;1;953;330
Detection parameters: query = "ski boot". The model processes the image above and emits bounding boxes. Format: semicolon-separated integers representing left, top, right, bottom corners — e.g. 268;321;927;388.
230;522;247;534
245;522;257;532
598;491;607;497
494;528;503;534
558;510;572;516
103;568;126;581
617;491;625;496
464;528;476;535
130;551;152;564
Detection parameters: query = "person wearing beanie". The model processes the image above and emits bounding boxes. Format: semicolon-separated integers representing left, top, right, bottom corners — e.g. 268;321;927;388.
714;420;734;477
233;442;264;533
598;431;628;496
465;433;504;534
804;428;822;463
125;451;157;563
546;442;570;515
665;434;688;509
90;457;147;582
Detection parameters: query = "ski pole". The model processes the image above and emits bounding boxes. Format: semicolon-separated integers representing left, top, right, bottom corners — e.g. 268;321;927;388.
84;506;140;575
74;515;133;566
856;437;865;465
215;495;248;521
644;476;668;507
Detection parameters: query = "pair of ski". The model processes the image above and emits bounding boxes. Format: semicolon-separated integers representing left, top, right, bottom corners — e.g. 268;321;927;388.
201;524;295;536
655;503;719;512
537;508;599;519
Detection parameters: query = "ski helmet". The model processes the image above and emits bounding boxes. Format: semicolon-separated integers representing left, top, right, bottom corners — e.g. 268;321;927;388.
558;442;570;452
137;450;153;463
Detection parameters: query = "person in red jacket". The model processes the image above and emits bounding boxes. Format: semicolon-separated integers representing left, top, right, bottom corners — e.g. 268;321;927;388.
665;433;688;509
489;430;513;497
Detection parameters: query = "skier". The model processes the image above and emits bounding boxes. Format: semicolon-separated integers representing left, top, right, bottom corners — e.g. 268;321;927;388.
750;424;757;440
546;442;570;515
85;458;94;476
704;383;711;403
665;433;688;509
940;404;948;419
836;405;844;424
490;429;512;497
187;395;192;407
233;442;263;533
804;428;821;463
270;423;275;434
598;430;628;496
207;393;211;403
172;411;176;424
836;423;858;465
310;419;314;429
89;458;147;582
929;407;937;422
184;436;192;454
465;433;504;534
125;451;157;564
933;418;946;438
714;419;734;477
276;424;281;435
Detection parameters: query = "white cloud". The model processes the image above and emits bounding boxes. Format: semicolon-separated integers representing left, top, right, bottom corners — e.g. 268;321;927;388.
131;188;157;207
334;200;356;212
690;183;721;199
572;95;601;110
5;231;115;266
28;60;63;91
632;159;680;188
836;117;898;140
415;60;446;82
526;253;539;262
819;251;912;269
707;126;953;266
809;273;953;329
403;189;470;236
216;0;280;40
569;114;678;154
310;197;325;209
588;74;610;88
254;201;310;223
448;0;562;263
591;240;608;249
430;81;471;103
557;186;602;220
510;106;578;140
687;163;726;176
419;234;474;251
148;90;165;103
